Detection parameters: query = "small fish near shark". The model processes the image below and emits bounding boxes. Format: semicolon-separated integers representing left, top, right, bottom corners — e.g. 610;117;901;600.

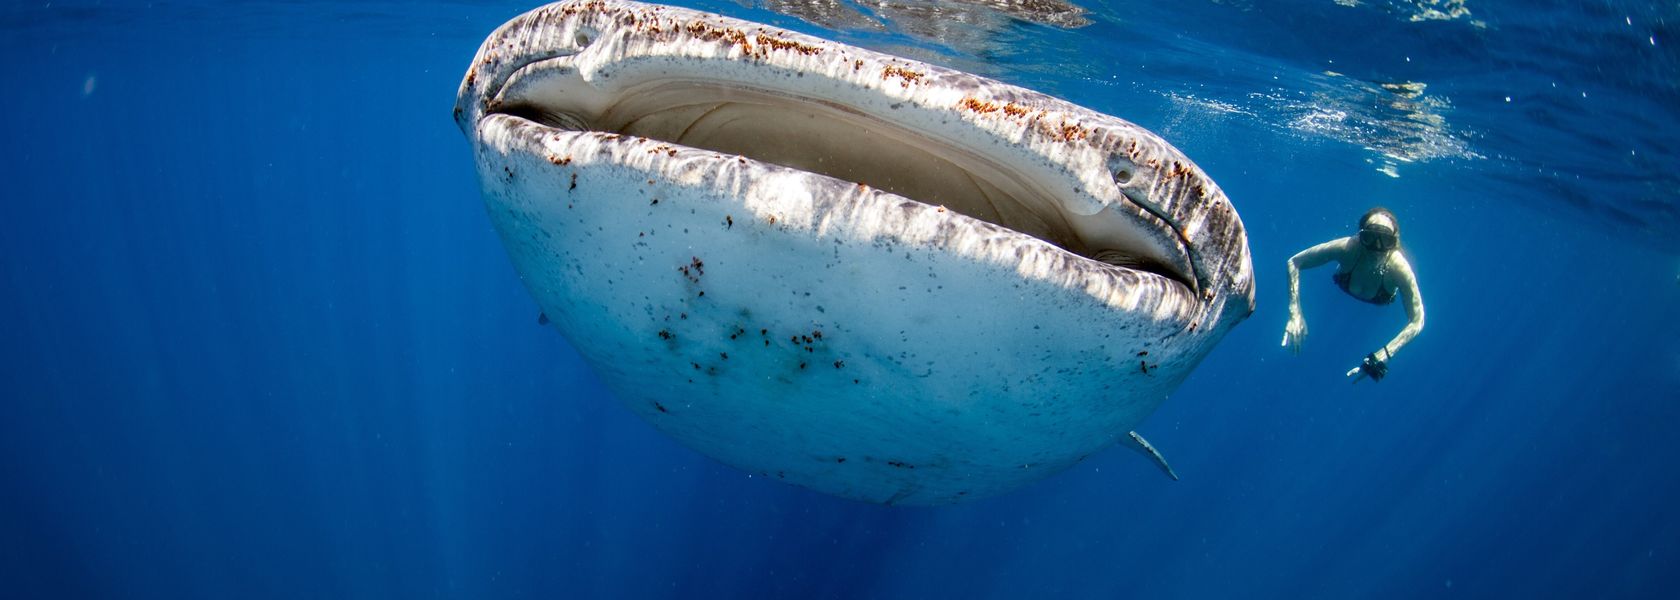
456;0;1253;505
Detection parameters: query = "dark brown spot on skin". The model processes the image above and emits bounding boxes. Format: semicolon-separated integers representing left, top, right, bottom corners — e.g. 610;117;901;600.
1137;351;1148;357
654;401;668;413
960;97;998;114
720;352;728;360
683;21;753;51
799;362;807;369
958;97;1032;119
650;198;659;205
833;360;844;369
882;65;923;87
1057;122;1088;142
658;329;673;340
754;34;820;55
726;215;733;228
887;461;914;469
569;173;577;191
680;258;704;284
836;457;847;463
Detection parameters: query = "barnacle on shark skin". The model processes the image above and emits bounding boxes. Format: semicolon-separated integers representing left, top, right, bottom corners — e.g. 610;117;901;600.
456;0;1253;505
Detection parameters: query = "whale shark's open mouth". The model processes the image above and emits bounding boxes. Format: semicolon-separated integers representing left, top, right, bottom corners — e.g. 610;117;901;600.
486;73;1196;289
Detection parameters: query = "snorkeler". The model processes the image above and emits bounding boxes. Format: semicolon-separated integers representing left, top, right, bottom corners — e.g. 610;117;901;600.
1281;207;1425;383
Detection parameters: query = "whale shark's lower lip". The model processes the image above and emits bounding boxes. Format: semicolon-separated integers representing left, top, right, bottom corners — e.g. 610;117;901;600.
455;0;1253;505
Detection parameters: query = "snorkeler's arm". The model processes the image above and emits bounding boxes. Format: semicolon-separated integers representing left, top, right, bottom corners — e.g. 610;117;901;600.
1285;238;1349;316
1282;238;1350;353
1378;253;1425;361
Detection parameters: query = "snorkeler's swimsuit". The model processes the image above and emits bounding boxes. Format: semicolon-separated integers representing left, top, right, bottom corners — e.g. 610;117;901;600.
1333;271;1395;305
1333;251;1397;305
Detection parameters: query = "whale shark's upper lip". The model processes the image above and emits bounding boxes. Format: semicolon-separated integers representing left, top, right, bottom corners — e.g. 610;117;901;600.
455;0;1254;323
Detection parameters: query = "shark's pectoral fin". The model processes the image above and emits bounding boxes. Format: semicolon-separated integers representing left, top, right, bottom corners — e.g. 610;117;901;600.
1125;431;1179;481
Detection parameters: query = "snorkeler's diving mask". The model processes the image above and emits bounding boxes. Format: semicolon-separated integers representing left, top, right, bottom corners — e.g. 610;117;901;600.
1359;224;1397;251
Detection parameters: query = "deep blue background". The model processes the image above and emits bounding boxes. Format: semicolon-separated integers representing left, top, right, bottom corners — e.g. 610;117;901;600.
2;1;1677;598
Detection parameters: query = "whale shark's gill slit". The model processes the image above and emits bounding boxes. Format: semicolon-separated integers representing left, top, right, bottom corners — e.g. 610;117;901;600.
493;80;1190;287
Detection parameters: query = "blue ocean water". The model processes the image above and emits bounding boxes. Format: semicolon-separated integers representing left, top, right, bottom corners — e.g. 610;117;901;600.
1;0;1676;597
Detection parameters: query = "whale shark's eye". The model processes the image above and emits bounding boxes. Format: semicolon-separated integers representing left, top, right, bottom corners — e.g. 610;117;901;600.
572;25;599;49
1108;155;1136;186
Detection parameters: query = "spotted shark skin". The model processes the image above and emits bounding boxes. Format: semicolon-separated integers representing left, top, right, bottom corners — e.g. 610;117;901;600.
456;0;1253;505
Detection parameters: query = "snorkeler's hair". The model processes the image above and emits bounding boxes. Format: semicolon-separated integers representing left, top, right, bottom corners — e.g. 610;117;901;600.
1359;206;1399;235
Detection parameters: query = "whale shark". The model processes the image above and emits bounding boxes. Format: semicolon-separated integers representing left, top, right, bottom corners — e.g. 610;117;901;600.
455;0;1253;505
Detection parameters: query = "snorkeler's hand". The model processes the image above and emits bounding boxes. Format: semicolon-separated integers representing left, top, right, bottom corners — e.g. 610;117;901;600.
1346;352;1388;384
1281;312;1307;355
